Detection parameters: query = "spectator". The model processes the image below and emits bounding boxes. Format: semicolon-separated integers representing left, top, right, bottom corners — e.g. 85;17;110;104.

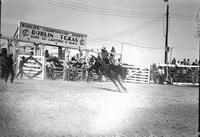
5;52;15;83
181;67;187;82
182;59;186;65
191;68;199;84
46;61;55;79
186;59;190;65
176;60;180;65
171;58;176;64
79;52;85;64
183;59;187;65
78;48;85;64
30;51;34;56
45;50;50;58
0;48;7;79
71;55;78;62
192;59;198;65
81;62;88;80
16;56;26;79
180;61;184;65
63;60;70;81
157;66;164;84
89;55;95;66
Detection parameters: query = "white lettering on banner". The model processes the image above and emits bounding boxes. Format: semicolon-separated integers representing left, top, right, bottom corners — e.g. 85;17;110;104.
19;22;87;47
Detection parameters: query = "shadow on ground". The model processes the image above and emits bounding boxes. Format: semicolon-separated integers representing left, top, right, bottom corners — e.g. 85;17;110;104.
96;87;121;93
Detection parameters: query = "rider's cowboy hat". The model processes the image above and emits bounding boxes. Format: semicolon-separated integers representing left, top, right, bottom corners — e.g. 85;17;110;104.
101;46;106;50
8;52;13;54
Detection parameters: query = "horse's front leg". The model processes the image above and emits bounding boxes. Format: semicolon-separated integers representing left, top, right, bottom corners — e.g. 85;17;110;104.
116;77;127;92
111;79;121;92
98;72;103;82
87;71;91;82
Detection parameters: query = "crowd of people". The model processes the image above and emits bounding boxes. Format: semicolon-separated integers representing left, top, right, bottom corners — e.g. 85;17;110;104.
169;58;199;84
152;60;199;84
171;58;199;66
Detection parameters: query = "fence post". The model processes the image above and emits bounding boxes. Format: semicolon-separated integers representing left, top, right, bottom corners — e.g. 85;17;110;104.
148;64;151;83
42;55;45;80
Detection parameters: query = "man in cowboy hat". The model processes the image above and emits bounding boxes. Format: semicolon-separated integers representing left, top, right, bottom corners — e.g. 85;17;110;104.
100;46;109;65
0;48;7;79
5;52;15;83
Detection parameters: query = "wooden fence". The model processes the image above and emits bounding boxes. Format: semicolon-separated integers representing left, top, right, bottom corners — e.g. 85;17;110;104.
123;64;150;84
52;60;64;79
17;55;45;80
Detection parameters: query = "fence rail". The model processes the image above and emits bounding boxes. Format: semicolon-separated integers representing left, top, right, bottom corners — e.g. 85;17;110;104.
123;64;150;84
17;55;45;80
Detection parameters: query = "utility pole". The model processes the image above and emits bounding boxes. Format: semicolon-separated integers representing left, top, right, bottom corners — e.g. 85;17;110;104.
0;0;2;45
163;0;170;83
164;0;169;64
196;8;200;137
197;8;200;56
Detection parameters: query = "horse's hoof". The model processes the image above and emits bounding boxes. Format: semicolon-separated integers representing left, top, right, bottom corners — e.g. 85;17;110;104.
117;89;121;92
122;88;128;93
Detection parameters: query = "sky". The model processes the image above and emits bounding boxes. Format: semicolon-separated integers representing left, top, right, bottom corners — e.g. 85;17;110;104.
1;0;200;64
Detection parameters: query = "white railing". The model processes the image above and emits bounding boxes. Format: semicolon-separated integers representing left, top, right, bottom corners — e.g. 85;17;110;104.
123;64;150;84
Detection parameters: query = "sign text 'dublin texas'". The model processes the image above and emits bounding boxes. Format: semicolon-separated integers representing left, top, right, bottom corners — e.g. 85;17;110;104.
19;22;87;47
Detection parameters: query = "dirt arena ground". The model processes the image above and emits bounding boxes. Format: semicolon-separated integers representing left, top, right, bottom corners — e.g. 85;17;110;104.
0;79;198;137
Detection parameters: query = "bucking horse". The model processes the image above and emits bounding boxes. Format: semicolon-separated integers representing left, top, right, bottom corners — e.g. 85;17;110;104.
87;56;127;92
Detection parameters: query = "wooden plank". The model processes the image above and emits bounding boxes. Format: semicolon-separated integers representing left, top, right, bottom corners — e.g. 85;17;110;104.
17;55;45;80
127;75;149;79
23;64;42;69
23;70;42;74
125;79;149;84
127;77;149;81
127;78;149;82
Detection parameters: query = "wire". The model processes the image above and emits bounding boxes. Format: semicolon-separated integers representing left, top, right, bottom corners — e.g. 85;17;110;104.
35;0;197;47
36;0;163;18
61;0;162;16
89;18;162;42
123;42;164;49
169;16;196;22
36;0;197;21
170;13;196;18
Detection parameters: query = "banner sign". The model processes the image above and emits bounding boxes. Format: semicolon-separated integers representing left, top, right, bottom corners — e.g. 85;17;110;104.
19;22;87;47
